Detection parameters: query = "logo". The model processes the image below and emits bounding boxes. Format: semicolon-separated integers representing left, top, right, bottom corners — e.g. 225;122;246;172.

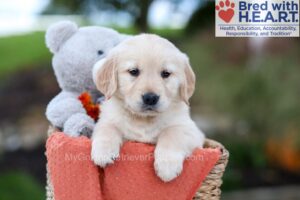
215;0;299;37
216;0;235;23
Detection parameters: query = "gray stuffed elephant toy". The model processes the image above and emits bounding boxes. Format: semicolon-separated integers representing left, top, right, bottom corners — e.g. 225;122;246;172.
45;21;128;137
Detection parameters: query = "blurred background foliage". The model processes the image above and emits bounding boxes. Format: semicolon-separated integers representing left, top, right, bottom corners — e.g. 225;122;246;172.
0;0;299;199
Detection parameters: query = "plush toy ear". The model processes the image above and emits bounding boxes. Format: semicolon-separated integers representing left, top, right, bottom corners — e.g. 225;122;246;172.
180;54;196;105
45;21;78;53
93;56;118;100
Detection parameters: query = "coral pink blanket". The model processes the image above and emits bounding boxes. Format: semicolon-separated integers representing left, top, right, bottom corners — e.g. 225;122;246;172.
46;132;220;200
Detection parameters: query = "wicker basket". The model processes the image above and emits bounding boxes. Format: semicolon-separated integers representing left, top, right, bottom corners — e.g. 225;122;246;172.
193;139;229;200
46;128;229;200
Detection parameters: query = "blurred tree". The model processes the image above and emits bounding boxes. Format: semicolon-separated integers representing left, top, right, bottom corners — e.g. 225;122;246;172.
185;1;214;35
43;0;153;31
42;0;207;32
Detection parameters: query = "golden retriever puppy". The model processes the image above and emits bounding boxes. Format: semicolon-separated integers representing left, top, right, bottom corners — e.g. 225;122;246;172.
91;34;205;182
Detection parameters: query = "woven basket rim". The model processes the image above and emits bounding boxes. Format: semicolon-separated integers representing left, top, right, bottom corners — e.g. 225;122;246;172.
195;138;229;200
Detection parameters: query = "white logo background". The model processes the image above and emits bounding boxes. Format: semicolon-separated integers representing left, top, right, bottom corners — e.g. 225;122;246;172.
216;0;299;37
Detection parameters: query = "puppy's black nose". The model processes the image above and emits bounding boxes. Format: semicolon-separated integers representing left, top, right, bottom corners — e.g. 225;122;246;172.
142;93;160;106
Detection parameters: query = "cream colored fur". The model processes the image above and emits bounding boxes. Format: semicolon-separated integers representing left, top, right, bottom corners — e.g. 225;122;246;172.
91;34;205;182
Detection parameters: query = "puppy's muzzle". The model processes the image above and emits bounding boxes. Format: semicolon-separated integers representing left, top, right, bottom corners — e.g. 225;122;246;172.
142;92;160;108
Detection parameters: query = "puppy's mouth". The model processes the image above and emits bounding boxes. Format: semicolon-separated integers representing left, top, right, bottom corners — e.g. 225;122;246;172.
142;104;159;112
123;103;159;117
134;105;160;117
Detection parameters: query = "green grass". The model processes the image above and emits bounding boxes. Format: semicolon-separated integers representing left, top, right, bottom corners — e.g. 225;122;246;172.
0;28;183;79
0;32;51;78
180;36;300;134
179;36;300;191
0;171;44;200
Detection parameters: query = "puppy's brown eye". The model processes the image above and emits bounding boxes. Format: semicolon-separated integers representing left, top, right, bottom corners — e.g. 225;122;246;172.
161;70;171;78
128;68;140;77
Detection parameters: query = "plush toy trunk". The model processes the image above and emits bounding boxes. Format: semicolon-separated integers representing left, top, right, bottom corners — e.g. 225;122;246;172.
45;127;229;200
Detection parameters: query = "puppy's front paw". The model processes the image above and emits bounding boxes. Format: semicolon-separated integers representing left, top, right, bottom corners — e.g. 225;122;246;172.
154;150;184;182
91;139;120;167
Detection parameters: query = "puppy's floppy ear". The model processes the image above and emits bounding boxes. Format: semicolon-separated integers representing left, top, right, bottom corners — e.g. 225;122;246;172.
45;21;78;53
93;56;118;100
180;54;196;105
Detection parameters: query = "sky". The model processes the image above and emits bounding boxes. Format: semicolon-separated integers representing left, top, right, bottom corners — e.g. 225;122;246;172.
0;0;50;35
149;0;199;28
0;0;199;36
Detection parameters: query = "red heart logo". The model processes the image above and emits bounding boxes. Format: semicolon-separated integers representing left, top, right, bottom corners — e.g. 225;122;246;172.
218;9;234;23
